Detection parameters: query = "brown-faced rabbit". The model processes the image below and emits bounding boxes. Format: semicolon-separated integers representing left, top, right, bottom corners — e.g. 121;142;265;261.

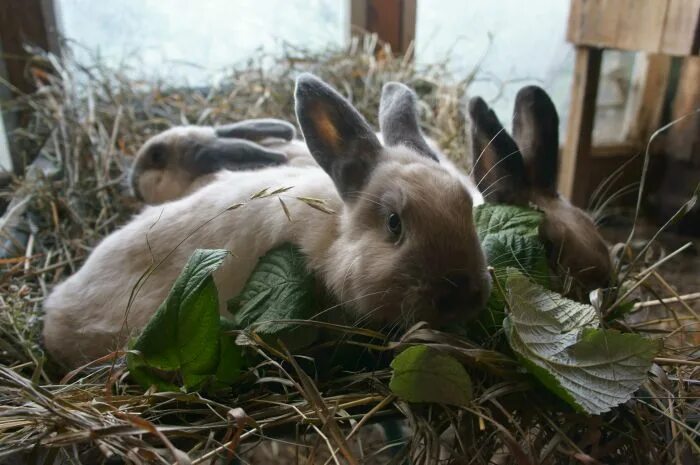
467;86;612;290
42;75;491;369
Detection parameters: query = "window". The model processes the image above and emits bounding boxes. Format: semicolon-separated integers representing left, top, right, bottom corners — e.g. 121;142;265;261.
56;0;347;84
416;0;573;133
416;0;636;144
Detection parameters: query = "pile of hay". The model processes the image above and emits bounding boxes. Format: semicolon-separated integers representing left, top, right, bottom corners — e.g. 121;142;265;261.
1;36;698;465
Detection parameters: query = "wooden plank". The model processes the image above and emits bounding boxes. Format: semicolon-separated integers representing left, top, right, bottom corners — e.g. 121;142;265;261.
615;0;669;52
349;0;368;37
591;142;645;158
349;0;416;54
0;0;59;175
661;0;700;55
368;0;403;52
567;0;623;48
559;47;603;207
621;54;673;143
568;0;700;55
402;0;417;55
0;0;59;95
666;55;700;162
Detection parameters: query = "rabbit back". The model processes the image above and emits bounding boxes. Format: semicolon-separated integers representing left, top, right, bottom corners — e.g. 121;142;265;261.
43;164;340;368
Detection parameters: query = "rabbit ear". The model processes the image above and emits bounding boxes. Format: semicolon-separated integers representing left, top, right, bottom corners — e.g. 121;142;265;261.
468;97;528;204
512;86;559;195
215;118;296;141
379;82;439;162
295;73;382;201
190;138;287;173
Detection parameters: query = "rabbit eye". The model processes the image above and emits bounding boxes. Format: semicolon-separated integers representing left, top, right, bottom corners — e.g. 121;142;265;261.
387;212;402;238
149;146;167;168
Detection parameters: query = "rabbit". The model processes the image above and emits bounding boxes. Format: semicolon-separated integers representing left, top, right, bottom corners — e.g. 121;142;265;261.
130;119;304;205
42;74;491;369
129;125;480;207
467;86;612;291
130;85;611;293
131;85;612;293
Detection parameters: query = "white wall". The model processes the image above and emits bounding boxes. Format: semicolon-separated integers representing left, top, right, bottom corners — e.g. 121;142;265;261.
0;109;10;173
416;0;573;133
57;0;346;85
0;36;12;173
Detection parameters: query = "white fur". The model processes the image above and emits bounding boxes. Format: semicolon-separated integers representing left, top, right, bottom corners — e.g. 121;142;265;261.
43;165;342;367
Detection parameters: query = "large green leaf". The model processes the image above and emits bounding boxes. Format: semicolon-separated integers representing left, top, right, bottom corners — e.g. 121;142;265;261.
389;345;473;406
127;249;244;391
228;243;320;350
503;268;659;414
470;204;549;339
473;203;548;281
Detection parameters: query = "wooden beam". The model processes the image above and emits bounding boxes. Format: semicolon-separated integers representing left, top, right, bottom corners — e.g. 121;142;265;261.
0;0;60;96
349;0;416;54
615;0;669;52
559;47;603;208
666;55;700;162
0;0;59;174
661;0;700;55
567;0;700;56
621;54;673;144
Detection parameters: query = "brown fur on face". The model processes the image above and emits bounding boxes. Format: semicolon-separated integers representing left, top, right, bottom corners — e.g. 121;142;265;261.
533;192;611;291
469;86;612;292
323;148;491;329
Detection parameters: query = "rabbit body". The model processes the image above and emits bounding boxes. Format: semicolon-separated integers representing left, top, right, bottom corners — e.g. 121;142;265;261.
43;77;491;369
43;165;340;367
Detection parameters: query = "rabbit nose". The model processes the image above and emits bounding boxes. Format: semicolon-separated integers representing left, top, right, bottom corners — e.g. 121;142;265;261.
435;272;484;320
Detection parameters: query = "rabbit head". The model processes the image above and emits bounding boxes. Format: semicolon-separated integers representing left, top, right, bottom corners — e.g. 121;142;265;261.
130;119;295;204
468;86;612;291
296;75;491;328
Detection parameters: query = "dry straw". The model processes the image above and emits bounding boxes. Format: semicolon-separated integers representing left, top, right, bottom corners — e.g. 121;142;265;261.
0;36;698;464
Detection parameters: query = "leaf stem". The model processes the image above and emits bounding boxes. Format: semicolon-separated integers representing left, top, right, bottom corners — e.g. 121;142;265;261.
488;266;510;313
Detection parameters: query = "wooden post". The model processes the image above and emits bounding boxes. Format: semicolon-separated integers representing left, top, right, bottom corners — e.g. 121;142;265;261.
0;0;60;174
621;53;673;143
349;0;416;54
0;0;60;95
559;47;603;207
666;55;700;162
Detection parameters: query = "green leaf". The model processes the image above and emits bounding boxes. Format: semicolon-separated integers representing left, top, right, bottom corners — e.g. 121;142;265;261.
470;204;549;339
503;268;659;414
213;317;245;387
473;203;549;281
127;249;244;391
228;243;319;350
389;345;473;406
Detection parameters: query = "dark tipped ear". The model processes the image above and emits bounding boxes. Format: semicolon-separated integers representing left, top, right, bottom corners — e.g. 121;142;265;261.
295;73;382;201
512;86;559;195
379;82;439;162
215;118;296;141
468;97;528;204
190;139;287;174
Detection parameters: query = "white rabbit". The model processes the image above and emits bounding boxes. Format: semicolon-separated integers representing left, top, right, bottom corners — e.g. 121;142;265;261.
42;75;491;369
